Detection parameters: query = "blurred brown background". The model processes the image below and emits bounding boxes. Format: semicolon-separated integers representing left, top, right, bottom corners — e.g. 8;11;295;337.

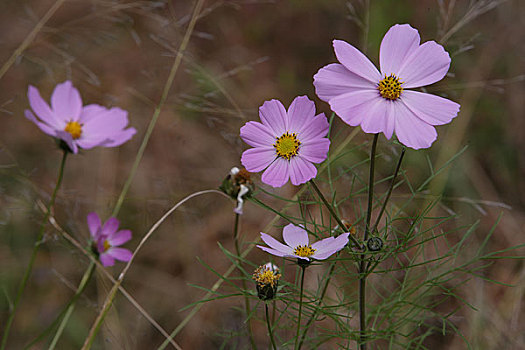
0;0;524;349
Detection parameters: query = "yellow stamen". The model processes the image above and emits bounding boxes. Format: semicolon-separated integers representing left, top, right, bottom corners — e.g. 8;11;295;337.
293;245;316;258
253;265;281;287
273;132;301;160
378;74;403;100
64;121;82;139
103;240;111;252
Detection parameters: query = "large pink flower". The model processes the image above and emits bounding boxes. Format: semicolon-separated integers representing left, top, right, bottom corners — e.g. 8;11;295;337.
25;81;136;153
314;24;460;149
240;96;330;187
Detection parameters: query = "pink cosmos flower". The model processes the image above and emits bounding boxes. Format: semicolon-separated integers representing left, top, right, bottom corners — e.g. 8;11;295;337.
240;96;330;187
25;81;136;154
314;24;460;149
257;223;350;261
87;212;132;267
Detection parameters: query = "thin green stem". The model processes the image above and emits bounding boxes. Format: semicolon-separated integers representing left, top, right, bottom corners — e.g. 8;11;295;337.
308;180;362;249
265;303;277;350
233;213;257;350
48;261;96;349
294;265;306;350
1;150;68;350
370;148;406;236
358;134;378;350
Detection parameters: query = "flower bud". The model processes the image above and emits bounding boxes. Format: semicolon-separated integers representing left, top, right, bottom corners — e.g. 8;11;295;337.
253;263;281;301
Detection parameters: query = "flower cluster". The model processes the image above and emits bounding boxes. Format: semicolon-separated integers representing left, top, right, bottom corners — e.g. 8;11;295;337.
25;81;136;154
88;212;133;267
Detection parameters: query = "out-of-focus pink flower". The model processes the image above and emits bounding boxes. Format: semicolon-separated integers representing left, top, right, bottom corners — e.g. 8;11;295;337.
240;96;330;187
314;24;460;149
25;81;136;153
87;212;132;267
257;223;349;261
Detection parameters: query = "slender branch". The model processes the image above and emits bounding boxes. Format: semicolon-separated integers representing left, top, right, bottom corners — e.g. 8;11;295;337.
308;180;362;249
370;148;406;236
358;134;379;350
1;150;68;350
49;261;96;349
265;303;277;350
294;265;306;350
233;213;257;350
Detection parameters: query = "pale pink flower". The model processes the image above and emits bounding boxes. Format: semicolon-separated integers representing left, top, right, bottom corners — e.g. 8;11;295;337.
257;224;349;261
25;81;136;153
87;212;132;267
240;96;330;187
314;24;460;149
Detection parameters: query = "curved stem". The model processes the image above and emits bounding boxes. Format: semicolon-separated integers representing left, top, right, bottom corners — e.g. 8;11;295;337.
358;134;378;350
294;265;306;350
233;213;257;350
265;303;277;350
1;150;68;350
48;261;96;349
308;180;362;249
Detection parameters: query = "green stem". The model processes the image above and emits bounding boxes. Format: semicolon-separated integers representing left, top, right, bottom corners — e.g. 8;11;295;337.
294;265;306;350
48;261;96;349
265;303;277;350
233;213;257;350
370;148;406;236
358;134;378;350
1;150;68;350
308;180;362;249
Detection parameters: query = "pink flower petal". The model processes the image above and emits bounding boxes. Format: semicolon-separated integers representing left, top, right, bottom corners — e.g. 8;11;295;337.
312;233;349;260
87;212;102;240
240;121;276;148
298;113;330;142
311;237;336;252
299;139;330;163
282;224;309;247
107;247;132;262
398;41;451;88
99;253;115;267
289;156;317;185
260;233;293;254
393;102;437;149
401;90;460;126
241;147;276;173
102;217;119;236
25;110;56;136
103;128;137;147
287;96;316;132
329;90;381;127
314;63;376;102
259;99;287;135
261;158;289;188
28;85;63;129
380;24;420;76
51;81;83;122
108;229;132;246
333;40;381;83
359;99;395;139
78;104;106;124
257;245;288;257
81;107;130;137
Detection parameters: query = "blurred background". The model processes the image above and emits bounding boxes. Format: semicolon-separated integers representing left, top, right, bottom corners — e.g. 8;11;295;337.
0;0;523;348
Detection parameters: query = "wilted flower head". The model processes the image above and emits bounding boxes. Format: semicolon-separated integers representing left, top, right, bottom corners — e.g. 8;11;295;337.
219;167;255;214
25;81;136;154
257;224;350;262
240;96;330;187
314;24;460;149
87;212;132;267
253;262;281;301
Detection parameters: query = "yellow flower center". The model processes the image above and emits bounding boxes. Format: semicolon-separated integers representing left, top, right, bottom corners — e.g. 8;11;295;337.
64;121;82;139
274;132;301;160
293;245;316;258
253;266;281;287
378;74;403;100
103;239;111;252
